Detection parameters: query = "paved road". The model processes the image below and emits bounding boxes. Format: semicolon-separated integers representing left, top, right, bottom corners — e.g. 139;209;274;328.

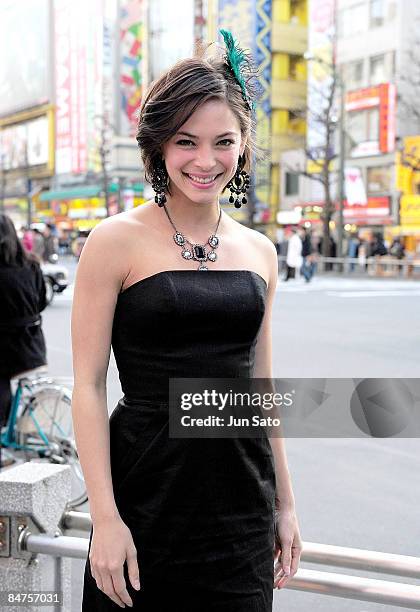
41;260;420;611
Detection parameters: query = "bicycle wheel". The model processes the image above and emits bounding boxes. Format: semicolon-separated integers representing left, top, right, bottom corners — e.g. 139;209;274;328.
17;381;87;509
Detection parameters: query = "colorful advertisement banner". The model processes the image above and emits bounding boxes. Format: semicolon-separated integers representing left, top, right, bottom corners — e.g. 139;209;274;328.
120;0;145;136
54;0;72;174
218;0;272;215
55;0;107;175
307;0;336;154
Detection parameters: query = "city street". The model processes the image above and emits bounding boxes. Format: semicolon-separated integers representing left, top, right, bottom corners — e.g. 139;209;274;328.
44;258;420;611
3;0;420;609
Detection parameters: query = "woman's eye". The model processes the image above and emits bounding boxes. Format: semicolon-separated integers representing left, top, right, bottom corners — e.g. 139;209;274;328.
218;139;234;146
176;139;195;146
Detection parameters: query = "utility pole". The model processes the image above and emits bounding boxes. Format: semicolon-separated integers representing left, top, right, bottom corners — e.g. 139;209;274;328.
337;70;346;259
25;142;32;227
96;115;113;217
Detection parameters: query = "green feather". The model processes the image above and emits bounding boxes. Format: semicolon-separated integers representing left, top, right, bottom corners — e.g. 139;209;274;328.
220;29;251;107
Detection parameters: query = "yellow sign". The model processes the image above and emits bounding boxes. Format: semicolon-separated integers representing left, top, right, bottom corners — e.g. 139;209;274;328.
396;135;420;193
400;195;420;224
306;158;336;174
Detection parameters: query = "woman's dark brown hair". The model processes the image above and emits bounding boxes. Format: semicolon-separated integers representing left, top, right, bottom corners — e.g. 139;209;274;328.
0;213;30;267
136;53;256;185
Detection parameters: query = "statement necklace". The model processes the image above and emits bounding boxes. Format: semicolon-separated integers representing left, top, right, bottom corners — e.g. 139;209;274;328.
162;204;222;271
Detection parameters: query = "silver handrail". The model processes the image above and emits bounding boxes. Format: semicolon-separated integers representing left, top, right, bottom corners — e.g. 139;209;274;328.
288;568;420;609
21;532;420;609
60;511;420;578
303;541;420;579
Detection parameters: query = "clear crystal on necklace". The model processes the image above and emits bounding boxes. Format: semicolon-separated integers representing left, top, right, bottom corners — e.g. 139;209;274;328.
208;251;217;262
174;232;185;246
208;235;219;248
181;249;192;259
198;264;208;270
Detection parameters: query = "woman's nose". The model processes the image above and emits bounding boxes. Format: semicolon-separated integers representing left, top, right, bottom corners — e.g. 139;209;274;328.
195;146;217;170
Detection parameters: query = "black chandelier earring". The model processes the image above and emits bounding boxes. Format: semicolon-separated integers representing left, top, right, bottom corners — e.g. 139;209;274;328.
151;157;168;206
227;155;250;209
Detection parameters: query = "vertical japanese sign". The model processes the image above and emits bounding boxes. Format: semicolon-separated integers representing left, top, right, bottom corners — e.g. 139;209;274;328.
254;0;272;210
307;0;336;155
55;0;72;174
218;0;272;215
55;0;107;175
120;0;145;136
86;0;104;172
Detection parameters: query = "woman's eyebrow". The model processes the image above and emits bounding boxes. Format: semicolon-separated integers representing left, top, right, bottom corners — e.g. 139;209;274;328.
175;131;237;138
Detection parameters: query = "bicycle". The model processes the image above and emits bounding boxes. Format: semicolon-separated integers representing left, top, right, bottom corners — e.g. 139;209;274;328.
0;370;87;509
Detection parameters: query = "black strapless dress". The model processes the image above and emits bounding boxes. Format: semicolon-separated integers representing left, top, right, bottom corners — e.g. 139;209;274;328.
82;270;276;611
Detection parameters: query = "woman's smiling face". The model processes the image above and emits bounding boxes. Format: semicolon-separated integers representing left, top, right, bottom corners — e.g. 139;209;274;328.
162;99;245;204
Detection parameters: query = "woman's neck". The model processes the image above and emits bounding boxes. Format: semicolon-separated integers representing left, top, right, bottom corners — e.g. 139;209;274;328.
162;193;222;240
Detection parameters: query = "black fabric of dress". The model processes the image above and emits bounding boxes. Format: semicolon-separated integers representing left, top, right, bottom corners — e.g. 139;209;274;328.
82;270;276;611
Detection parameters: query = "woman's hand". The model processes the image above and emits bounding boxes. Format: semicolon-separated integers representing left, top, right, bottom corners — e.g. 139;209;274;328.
89;516;140;608
273;506;302;589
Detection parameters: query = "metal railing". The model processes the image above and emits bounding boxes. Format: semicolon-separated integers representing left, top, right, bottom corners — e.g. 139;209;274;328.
17;510;420;609
278;254;420;278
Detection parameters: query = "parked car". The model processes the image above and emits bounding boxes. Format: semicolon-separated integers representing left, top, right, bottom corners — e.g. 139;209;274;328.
41;257;69;305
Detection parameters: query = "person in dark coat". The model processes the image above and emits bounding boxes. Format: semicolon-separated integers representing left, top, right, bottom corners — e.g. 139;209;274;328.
0;214;47;445
300;228;315;282
42;223;59;262
370;233;388;256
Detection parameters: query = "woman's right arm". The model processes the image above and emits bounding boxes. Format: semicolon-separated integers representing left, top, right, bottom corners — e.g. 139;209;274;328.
71;219;140;608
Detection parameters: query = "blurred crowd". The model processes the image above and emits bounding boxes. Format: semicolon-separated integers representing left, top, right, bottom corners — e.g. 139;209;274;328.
18;224;91;261
277;228;410;283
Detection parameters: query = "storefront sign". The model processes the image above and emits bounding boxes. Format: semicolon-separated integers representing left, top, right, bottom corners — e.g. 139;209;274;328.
343;196;392;224
400;195;420;225
346;83;396;157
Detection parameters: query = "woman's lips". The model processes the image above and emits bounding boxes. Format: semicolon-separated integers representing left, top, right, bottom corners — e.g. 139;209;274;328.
183;172;222;189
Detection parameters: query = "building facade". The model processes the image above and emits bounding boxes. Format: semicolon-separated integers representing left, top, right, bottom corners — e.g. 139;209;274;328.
279;0;420;255
270;0;307;223
337;0;420;251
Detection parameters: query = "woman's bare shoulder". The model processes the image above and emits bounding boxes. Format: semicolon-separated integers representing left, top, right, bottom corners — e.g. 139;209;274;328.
90;204;154;240
232;218;276;254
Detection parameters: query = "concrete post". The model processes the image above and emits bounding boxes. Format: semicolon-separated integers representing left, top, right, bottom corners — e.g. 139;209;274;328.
0;463;72;612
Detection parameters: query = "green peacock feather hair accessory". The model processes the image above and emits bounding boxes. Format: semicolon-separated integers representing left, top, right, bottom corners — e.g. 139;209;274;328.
219;29;255;112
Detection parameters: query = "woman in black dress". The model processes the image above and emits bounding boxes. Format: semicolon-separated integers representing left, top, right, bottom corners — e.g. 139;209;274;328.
72;34;302;611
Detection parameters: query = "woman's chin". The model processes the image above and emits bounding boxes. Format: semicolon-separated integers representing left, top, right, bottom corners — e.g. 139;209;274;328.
173;185;221;205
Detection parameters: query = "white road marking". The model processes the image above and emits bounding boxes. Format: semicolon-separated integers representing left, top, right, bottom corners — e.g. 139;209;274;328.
326;290;420;298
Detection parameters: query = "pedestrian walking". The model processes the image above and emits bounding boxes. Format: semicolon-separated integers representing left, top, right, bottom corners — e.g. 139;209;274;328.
72;32;301;611
284;227;303;281
42;223;59;262
0;214;47;468
21;226;34;252
32;227;45;261
348;233;360;272
370;232;387;256
301;228;315;282
389;237;405;260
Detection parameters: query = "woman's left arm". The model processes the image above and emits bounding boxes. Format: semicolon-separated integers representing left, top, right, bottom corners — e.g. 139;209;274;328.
253;236;303;590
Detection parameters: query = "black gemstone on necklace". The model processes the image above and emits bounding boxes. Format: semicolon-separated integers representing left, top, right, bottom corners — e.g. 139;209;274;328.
193;245;206;260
